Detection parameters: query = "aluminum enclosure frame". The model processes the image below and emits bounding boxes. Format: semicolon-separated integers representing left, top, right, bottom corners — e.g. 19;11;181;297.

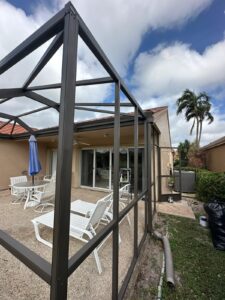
0;2;153;299
158;146;182;202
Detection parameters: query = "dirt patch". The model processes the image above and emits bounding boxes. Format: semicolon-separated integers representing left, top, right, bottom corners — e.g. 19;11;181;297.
125;215;167;299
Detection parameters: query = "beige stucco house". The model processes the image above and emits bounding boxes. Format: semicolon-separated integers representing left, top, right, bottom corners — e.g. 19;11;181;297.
0;106;172;201
201;136;225;172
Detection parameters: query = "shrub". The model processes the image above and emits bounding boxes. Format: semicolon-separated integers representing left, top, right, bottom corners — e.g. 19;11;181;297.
188;143;206;168
196;170;225;202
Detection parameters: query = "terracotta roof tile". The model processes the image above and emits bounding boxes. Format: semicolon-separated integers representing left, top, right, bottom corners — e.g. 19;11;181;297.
0;121;28;134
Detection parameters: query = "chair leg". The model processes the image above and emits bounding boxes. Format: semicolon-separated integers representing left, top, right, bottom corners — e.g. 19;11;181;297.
32;221;53;248
87;227;103;274
93;248;102;274
24;190;31;209
11;193;24;204
126;214;131;227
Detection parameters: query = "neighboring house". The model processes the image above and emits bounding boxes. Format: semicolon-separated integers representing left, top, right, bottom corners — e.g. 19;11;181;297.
201;136;225;172
0;106;172;201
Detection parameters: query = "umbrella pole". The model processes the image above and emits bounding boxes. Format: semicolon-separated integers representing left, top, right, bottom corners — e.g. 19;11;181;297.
32;175;34;185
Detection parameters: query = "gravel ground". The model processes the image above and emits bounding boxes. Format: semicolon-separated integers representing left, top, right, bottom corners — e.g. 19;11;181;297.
0;188;145;300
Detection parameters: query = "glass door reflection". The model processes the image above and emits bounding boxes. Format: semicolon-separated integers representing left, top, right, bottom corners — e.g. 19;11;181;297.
95;149;110;189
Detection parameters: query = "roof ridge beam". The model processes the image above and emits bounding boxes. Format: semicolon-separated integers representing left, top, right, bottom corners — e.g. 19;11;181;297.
69;2;145;117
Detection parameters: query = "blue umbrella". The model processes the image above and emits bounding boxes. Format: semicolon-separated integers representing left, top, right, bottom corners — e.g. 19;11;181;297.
29;135;41;184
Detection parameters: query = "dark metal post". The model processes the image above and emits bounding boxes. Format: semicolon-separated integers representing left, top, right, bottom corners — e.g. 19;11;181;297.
147;122;152;233
157;145;161;202
134;107;138;256
179;149;182;199
144;121;148;232
152;130;157;213
50;11;78;300
112;81;120;299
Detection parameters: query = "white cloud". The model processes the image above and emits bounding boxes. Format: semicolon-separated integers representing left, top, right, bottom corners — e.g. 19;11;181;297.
0;0;215;133
132;40;225;99
132;38;225;146
58;0;213;75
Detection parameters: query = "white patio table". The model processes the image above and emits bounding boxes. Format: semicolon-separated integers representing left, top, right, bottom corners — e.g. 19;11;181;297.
14;180;48;209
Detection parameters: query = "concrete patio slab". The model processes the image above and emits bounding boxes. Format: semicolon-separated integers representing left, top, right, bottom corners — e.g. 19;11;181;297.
0;188;145;300
157;198;195;219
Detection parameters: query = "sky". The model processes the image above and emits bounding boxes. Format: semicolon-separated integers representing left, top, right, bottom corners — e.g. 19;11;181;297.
0;0;225;146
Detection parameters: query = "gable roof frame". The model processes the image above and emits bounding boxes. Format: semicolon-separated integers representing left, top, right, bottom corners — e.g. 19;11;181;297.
0;2;150;300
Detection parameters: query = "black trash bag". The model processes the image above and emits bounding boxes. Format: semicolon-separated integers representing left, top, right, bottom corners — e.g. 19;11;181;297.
204;202;225;251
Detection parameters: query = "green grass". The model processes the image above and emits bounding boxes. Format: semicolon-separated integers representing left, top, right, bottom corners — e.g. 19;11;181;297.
162;214;225;300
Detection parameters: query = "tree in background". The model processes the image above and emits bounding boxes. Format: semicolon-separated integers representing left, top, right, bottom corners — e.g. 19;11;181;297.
175;139;190;167
176;89;214;147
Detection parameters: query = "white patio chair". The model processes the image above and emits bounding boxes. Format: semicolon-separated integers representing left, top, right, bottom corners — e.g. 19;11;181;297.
9;176;28;204
31;196;111;274
43;171;56;182
119;183;131;205
119;184;132;226
30;180;55;213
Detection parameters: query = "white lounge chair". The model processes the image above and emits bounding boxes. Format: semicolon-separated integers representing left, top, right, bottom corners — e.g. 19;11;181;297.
9;176;28;204
32;196;111;274
71;193;113;223
71;184;131;226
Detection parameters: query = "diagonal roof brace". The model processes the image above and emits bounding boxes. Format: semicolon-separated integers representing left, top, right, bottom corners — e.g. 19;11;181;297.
0;112;34;135
15;117;34;134
0;98;12;105
25;91;60;110
0;119;12;130
23;31;64;89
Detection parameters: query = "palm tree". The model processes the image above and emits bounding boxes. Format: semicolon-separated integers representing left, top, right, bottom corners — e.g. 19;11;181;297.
197;92;214;146
176;89;214;147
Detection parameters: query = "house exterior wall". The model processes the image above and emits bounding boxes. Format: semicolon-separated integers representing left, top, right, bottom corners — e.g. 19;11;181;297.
204;144;225;172
72;146;80;188
154;110;171;148
154;110;173;197
1;108;172;202
0;140;47;190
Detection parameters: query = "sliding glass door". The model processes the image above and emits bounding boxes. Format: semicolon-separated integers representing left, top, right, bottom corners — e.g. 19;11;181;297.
128;148;144;193
80;147;144;191
81;150;94;187
95;149;110;189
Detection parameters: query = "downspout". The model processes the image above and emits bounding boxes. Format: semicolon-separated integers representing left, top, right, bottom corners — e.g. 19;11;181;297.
153;230;175;287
